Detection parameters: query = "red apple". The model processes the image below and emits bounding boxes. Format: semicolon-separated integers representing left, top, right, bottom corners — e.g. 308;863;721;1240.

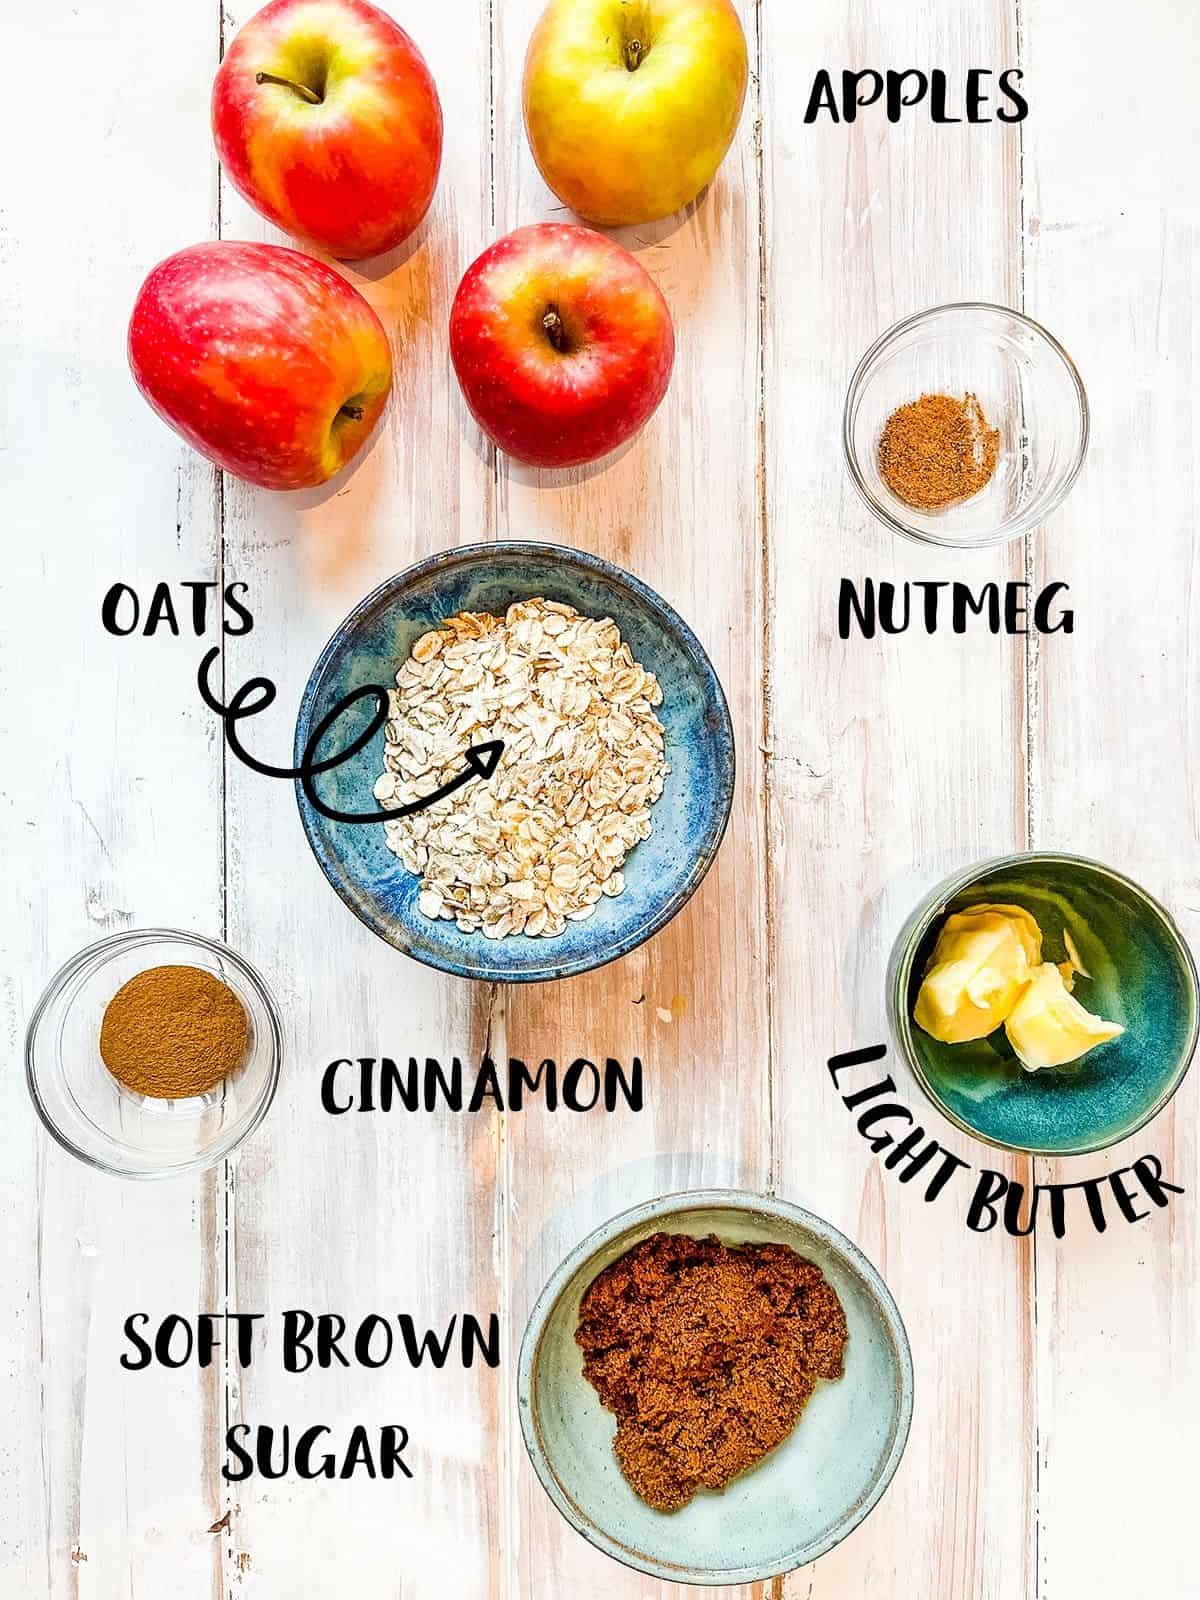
212;0;442;260
128;241;392;490
449;224;674;469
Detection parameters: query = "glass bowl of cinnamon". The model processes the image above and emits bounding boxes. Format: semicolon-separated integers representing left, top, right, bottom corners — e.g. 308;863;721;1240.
843;302;1089;548
26;928;281;1179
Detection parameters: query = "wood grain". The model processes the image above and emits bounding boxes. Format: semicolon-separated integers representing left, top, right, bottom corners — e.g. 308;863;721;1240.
214;0;501;1590
488;0;771;1593
761;4;1035;1596
1023;3;1200;1595
1;2;225;1595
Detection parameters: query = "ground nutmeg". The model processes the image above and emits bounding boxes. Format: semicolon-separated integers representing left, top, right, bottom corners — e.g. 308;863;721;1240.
99;965;249;1099
878;390;1001;510
575;1231;848;1513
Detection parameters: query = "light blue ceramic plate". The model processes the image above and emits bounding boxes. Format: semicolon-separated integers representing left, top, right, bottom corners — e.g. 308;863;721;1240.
518;1191;914;1586
890;852;1199;1155
294;543;735;982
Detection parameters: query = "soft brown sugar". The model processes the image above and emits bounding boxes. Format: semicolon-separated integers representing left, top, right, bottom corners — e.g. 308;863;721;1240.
877;391;1001;510
575;1231;848;1513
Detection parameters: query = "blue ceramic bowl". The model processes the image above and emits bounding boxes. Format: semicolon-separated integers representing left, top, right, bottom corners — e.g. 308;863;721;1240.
889;852;1200;1155
518;1190;913;1586
294;543;735;982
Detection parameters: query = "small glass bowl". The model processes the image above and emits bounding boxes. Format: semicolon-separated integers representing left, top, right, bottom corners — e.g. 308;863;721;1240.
26;928;281;1179
843;303;1089;548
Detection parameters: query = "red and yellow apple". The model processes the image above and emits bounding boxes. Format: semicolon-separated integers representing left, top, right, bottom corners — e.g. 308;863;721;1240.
213;0;442;260
128;241;392;490
523;0;748;227
449;224;674;469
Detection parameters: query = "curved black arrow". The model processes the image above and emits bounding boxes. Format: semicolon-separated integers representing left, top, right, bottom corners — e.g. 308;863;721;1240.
197;646;504;825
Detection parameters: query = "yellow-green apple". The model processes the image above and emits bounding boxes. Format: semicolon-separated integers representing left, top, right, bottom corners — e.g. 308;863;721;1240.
449;223;674;469
523;0;748;226
213;0;442;260
128;241;392;490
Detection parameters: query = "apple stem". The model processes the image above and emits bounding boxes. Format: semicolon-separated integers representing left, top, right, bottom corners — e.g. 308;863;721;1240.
542;307;569;353
624;38;644;70
255;70;323;105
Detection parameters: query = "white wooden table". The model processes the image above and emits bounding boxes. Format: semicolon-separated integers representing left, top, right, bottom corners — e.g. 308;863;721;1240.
4;0;1198;1594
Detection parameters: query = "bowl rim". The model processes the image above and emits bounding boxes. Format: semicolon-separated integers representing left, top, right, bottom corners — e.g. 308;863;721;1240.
293;540;736;983
516;1187;915;1586
841;300;1091;549
25;926;283;1180
889;850;1200;1157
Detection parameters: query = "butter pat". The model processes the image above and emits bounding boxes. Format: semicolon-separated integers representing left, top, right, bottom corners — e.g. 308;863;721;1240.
914;904;1043;1044
1004;962;1124;1071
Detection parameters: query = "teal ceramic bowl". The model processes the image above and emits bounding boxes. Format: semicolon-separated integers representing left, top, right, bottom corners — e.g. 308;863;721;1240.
518;1191;913;1586
294;543;734;982
890;852;1199;1156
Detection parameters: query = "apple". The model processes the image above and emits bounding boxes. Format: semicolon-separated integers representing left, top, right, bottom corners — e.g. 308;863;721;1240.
449;223;674;470
213;0;442;260
128;241;392;490
523;0;748;227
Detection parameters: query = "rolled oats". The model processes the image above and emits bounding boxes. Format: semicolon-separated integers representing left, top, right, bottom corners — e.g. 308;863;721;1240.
377;599;668;939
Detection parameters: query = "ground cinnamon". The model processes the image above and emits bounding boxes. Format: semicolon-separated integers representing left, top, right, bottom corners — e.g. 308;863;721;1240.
878;391;1000;510
100;965;249;1099
575;1232;847;1513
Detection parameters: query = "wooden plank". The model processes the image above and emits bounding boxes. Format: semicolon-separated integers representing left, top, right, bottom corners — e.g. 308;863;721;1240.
486;2;772;1594
0;2;225;1596
214;0;501;1591
1023;3;1200;1596
760;4;1036;1596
